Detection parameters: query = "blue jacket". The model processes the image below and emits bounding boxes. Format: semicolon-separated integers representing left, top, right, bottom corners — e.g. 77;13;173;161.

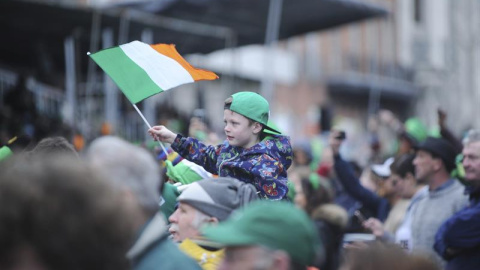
333;155;390;222
434;186;480;270
171;134;293;200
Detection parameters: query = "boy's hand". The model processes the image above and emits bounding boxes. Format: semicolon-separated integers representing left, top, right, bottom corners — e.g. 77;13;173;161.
148;126;177;144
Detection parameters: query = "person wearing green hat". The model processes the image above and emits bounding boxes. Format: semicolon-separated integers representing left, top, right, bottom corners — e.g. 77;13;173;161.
148;91;293;200
201;200;322;270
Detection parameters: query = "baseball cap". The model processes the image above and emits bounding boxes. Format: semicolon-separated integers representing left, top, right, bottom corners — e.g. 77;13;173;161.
228;92;281;134
371;157;395;178
201;200;320;265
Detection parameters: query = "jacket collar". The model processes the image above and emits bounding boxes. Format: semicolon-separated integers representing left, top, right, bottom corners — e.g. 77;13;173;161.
126;213;168;260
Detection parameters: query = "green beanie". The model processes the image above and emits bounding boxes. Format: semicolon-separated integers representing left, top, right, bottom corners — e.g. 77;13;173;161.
0;146;13;162
161;183;180;220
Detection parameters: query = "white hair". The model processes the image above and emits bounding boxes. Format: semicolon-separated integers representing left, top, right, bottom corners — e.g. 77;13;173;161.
191;209;211;229
85;136;162;212
463;129;480;145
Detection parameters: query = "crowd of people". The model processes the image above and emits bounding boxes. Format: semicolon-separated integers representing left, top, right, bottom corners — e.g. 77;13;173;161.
0;91;479;270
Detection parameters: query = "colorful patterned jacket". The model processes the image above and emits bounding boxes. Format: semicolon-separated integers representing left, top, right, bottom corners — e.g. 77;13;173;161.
171;134;293;200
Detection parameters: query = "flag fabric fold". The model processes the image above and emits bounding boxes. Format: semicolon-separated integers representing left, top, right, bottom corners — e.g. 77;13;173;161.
89;41;219;103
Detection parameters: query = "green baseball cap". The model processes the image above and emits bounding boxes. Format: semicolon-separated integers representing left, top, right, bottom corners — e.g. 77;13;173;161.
229;92;281;134
166;159;212;185
201;200;320;265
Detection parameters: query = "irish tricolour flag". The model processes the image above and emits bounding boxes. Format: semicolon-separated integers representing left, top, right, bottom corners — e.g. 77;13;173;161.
89;41;218;104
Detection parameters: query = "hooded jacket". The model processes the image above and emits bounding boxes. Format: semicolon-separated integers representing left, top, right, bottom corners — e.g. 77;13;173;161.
171;134;293;200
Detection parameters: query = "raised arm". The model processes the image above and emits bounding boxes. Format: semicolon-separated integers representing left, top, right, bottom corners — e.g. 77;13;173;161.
330;130;389;221
170;134;222;175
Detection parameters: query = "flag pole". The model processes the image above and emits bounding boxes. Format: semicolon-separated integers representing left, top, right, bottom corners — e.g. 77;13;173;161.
132;103;168;156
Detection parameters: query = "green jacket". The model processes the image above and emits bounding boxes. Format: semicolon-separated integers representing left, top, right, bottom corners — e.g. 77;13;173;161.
127;213;201;270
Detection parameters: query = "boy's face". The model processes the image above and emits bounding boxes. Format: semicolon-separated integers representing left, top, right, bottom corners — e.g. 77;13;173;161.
224;109;261;149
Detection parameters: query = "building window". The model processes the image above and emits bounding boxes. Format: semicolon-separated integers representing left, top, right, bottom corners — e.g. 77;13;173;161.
414;0;423;23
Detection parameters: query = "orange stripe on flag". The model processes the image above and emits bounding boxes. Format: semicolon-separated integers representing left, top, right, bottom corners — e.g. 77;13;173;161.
150;44;219;81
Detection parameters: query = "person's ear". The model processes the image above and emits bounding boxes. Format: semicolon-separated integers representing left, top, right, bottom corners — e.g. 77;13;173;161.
433;158;443;171
207;216;219;225
252;122;263;134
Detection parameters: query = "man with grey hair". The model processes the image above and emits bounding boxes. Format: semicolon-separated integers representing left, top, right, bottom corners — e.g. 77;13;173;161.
434;130;480;270
86;136;201;270
168;177;258;269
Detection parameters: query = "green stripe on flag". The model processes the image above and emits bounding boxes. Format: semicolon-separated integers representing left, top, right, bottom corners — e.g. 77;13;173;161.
90;46;164;104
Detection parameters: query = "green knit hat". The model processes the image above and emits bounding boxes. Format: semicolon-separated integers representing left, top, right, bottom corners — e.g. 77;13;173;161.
202;200;320;265
161;183;180;220
0;146;13;161
229;92;281;134
166;159;212;185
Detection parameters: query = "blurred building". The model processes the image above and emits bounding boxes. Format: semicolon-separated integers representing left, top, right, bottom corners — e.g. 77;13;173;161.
192;0;412;147
1;0;387;145
405;0;480;135
193;0;480;146
2;0;477;148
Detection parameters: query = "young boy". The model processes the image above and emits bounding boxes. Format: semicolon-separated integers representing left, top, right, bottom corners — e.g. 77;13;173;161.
148;91;292;200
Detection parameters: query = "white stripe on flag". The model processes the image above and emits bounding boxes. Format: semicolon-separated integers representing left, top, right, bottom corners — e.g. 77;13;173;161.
120;41;194;91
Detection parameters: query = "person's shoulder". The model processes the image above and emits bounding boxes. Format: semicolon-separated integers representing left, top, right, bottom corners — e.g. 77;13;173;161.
450;181;469;198
263;135;292;150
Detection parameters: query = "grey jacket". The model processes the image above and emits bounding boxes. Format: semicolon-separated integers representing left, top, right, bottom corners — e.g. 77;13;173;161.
410;180;468;263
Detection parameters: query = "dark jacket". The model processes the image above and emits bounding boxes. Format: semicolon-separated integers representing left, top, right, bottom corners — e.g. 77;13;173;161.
172;134;293;200
311;204;348;270
434;186;480;270
127;213;201;270
333;155;390;222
